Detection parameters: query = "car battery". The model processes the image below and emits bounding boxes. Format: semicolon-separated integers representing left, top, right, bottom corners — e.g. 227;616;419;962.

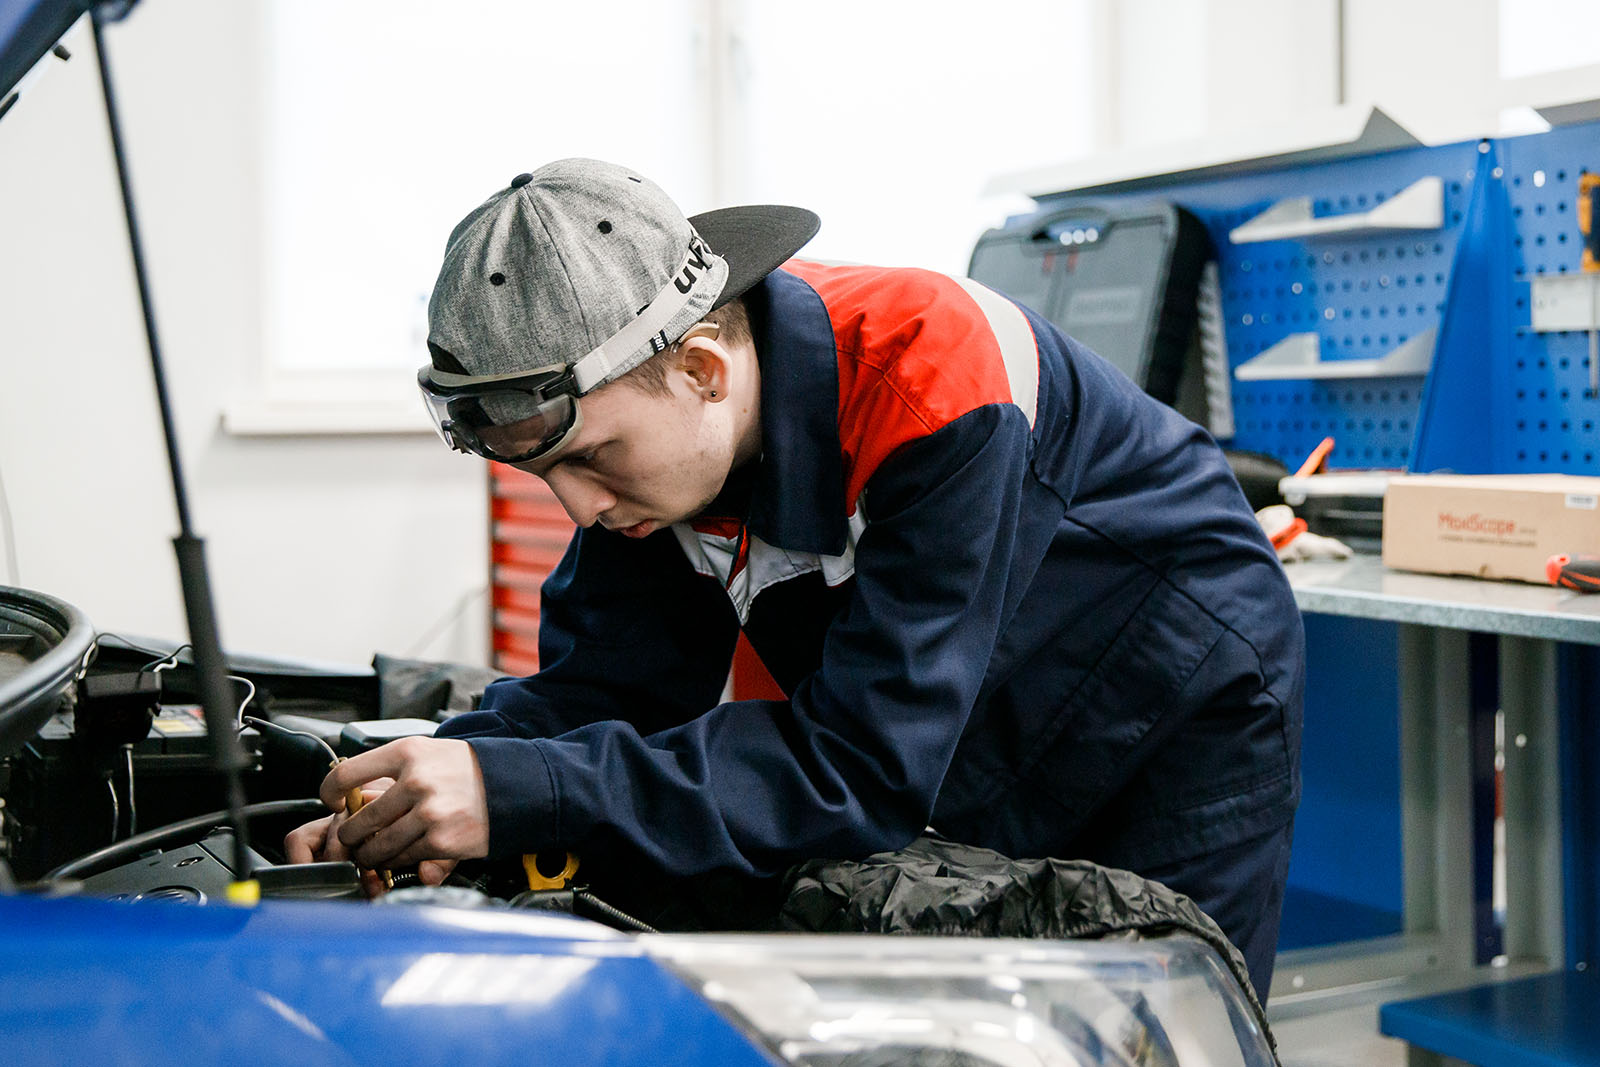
2;705;262;881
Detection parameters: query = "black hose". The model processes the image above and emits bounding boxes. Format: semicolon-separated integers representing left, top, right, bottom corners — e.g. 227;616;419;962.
44;798;327;882
575;889;658;934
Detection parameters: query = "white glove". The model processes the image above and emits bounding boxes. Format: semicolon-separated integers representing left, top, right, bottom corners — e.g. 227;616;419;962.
1255;504;1353;563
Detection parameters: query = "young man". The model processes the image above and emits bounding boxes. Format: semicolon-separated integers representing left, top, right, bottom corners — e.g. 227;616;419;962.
287;158;1304;1001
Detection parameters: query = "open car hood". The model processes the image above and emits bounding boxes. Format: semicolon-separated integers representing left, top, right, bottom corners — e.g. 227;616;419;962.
0;0;93;107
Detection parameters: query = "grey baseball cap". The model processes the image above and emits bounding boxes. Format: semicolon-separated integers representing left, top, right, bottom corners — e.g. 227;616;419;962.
426;158;820;393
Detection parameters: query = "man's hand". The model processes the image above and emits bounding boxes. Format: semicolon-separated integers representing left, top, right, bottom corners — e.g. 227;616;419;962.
320;737;490;880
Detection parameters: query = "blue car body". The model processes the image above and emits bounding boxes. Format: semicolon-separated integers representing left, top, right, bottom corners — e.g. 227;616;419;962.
0;893;773;1066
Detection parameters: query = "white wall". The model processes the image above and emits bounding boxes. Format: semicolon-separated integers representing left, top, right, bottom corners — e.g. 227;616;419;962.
1105;0;1340;149
9;0;1581;674
0;2;490;668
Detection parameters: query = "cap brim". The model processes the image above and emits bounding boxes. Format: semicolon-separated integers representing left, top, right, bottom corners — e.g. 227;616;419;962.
689;205;821;310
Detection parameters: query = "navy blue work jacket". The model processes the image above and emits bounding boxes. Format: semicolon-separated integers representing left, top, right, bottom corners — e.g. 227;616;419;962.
438;262;1305;879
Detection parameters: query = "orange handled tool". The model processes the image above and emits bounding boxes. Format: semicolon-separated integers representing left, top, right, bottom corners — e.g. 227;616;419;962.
336;761;393;890
1547;554;1600;592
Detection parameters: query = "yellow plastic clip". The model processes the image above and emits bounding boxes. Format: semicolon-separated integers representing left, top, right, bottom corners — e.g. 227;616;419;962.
225;879;261;906
522;852;580;891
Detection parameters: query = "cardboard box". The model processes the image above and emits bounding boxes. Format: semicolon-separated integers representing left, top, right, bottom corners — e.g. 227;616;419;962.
1382;474;1600;584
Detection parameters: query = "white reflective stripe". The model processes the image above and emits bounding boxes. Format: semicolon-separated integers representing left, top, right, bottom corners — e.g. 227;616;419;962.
671;504;869;624
571;238;729;392
952;276;1039;429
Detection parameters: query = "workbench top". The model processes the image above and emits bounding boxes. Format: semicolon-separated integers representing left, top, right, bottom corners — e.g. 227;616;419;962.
1284;553;1600;645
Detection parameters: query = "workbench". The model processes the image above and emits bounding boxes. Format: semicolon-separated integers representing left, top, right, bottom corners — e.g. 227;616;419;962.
1274;553;1600;1065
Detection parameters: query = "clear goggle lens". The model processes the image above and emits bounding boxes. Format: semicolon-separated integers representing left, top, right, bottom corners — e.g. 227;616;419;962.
419;379;581;464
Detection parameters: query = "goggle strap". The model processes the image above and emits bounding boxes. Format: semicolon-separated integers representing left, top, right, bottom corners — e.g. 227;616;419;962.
571;234;725;392
425;362;568;390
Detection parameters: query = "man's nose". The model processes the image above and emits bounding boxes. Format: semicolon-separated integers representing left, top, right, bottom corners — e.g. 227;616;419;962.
544;470;614;528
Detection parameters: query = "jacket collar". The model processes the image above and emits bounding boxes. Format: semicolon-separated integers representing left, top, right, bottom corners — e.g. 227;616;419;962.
742;267;848;556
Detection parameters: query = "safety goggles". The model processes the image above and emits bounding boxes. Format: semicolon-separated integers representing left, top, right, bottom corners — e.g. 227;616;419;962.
417;321;719;465
417;360;583;465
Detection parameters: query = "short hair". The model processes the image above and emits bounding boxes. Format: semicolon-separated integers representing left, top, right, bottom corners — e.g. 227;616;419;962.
616;297;750;398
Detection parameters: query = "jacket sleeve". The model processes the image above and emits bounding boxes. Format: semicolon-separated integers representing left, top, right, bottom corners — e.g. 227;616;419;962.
434;525;741;846
446;402;1038;876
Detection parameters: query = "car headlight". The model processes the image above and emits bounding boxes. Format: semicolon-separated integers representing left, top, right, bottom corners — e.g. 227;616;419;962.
645;933;1273;1067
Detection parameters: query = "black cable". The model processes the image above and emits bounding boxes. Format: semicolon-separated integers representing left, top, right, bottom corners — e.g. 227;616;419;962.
242;715;338;765
44;798;325;882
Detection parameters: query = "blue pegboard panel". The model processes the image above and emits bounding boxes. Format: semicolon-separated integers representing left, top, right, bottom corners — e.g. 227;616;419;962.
1019;120;1600;475
1501;124;1600;472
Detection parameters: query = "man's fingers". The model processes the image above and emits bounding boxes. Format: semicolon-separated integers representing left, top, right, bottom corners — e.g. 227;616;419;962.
418;859;457;886
337;781;413;847
284;815;333;864
320;745;410;810
383;836;462;872
319;812;352;862
350;810;428;869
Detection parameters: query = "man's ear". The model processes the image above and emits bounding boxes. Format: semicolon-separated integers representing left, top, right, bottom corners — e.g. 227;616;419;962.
674;336;731;401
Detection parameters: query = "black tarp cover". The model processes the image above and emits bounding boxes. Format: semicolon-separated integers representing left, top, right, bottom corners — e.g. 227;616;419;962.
780;835;1277;1061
